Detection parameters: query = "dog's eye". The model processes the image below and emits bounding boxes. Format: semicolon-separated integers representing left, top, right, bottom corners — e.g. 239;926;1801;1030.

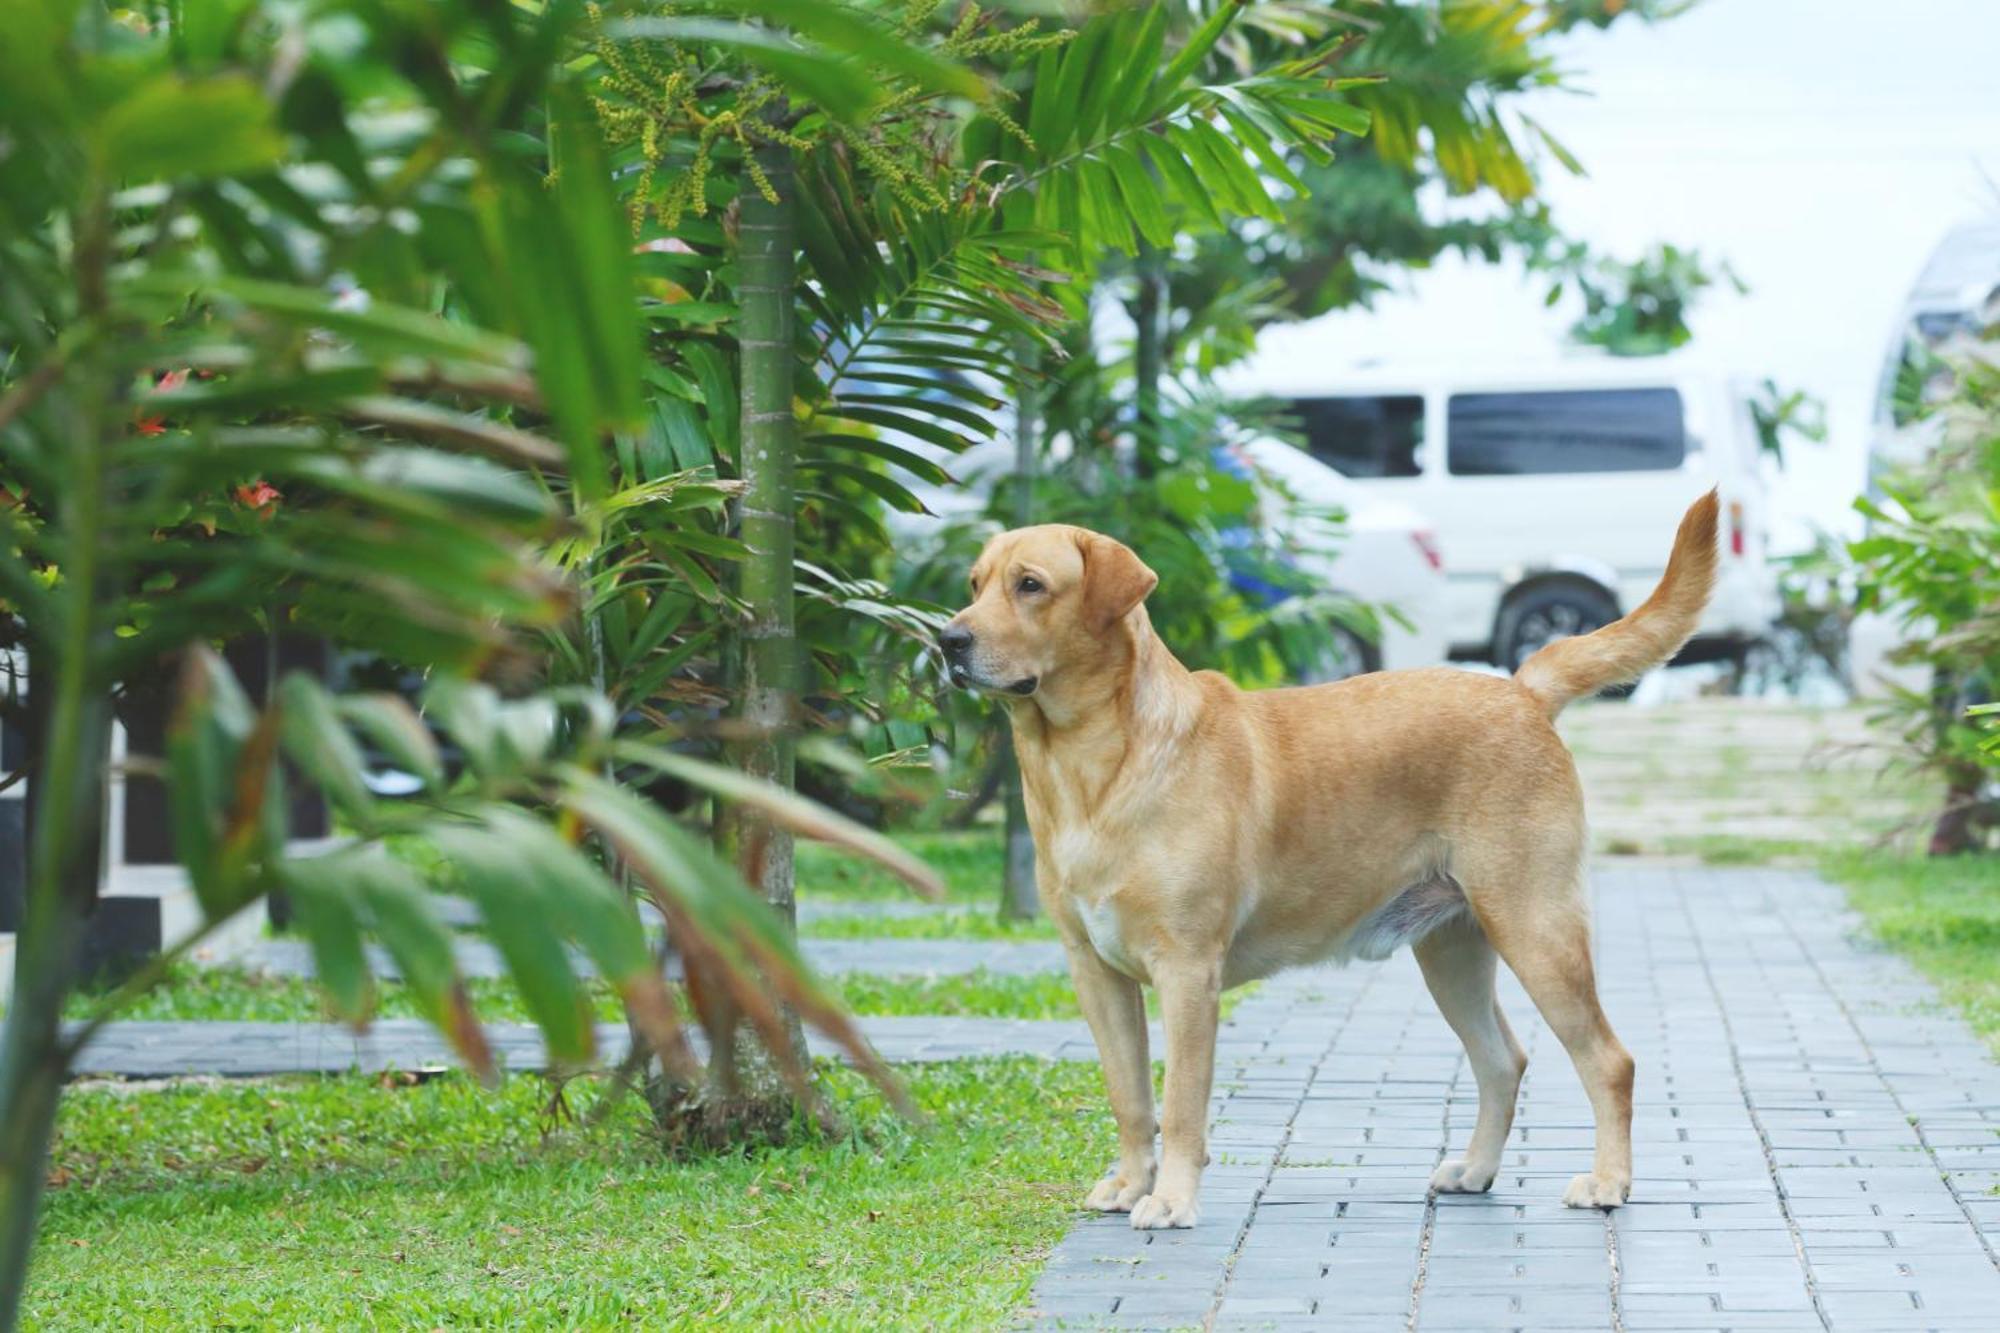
1017;576;1043;595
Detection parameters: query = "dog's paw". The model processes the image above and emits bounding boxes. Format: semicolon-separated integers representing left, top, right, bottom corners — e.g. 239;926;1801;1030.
1429;1159;1497;1194
1129;1190;1200;1230
1084;1164;1154;1213
1561;1172;1631;1209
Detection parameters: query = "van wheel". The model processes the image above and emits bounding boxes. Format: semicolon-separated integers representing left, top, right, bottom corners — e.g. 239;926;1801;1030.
1496;583;1626;692
1301;623;1379;684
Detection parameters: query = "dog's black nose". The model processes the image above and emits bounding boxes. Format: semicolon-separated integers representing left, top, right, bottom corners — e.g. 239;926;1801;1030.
939;625;973;659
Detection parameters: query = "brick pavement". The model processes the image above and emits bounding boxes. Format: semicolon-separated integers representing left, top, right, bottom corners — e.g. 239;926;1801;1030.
1027;863;2000;1332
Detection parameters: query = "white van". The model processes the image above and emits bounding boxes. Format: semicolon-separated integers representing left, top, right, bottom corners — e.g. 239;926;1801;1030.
1227;355;1778;671
1851;220;2000;695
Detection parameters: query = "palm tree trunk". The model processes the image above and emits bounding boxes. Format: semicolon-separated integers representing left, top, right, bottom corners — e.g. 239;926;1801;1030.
0;190;116;1333
0;685;105;1331
1000;338;1039;921
704;131;815;1139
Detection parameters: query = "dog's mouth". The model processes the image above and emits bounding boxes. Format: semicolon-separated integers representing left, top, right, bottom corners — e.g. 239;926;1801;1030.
947;665;1038;697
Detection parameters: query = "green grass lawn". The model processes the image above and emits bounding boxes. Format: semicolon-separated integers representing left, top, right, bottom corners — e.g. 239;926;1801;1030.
801;907;1059;942
796;827;1062;939
29;1059;1114;1329
61;964;544;1025
797;829;1005;906
1823;848;2000;1057
67;965;1088;1024
1649;834;1825;865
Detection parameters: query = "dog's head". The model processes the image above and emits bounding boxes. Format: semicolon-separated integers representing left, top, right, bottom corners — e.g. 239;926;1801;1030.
939;525;1157;699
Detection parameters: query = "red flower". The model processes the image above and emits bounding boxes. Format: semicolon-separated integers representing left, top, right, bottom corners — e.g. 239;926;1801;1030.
134;368;190;437
235;480;282;511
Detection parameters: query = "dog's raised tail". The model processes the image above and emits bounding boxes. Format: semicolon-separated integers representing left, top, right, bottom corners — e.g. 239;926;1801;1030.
1513;489;1721;719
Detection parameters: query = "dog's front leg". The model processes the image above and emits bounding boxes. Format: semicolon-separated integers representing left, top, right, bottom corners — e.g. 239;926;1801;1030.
1131;955;1219;1230
1063;941;1157;1213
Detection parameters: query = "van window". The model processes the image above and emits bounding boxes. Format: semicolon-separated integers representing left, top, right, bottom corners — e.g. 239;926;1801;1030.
1446;388;1685;475
1281;396;1424;478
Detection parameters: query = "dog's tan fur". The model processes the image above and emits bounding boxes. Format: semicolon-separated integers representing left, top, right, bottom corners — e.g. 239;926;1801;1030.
944;490;1720;1228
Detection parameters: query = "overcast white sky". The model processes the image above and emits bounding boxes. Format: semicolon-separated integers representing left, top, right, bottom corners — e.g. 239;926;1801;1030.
1239;0;2000;550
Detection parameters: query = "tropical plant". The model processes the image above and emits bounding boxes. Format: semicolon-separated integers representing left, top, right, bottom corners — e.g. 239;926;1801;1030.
0;2;940;1322
1848;339;2000;854
571;2;1391;928
561;0;1044;1124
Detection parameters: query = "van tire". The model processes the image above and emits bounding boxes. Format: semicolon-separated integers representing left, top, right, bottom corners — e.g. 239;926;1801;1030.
1495;580;1633;698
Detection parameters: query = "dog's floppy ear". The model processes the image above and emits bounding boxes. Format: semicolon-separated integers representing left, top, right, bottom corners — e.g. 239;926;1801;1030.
1078;531;1158;632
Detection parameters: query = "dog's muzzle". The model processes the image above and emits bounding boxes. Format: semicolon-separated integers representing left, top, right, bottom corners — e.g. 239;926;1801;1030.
940;625;1035;696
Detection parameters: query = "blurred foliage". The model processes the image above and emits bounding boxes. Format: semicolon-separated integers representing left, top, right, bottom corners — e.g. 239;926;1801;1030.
1748;376;1828;468
1542;240;1745;357
1173;1;1689;371
1176;151;1558;375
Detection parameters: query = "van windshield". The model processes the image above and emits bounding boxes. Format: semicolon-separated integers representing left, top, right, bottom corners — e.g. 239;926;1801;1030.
1446;388;1685;475
1279;395;1424;478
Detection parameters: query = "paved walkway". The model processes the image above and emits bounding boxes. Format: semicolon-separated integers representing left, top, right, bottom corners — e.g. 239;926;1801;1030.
69;1012;1152;1078
1028;862;2000;1331
1559;699;1925;853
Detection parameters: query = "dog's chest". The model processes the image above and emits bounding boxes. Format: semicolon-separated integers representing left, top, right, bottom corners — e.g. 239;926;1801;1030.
1046;826;1148;980
1074;893;1145;980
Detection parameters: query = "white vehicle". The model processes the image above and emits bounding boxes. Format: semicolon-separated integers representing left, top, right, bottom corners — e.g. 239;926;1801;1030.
1851;220;2000;695
1867;220;2000;480
887;434;1450;676
1217;435;1449;676
1224;354;1779;673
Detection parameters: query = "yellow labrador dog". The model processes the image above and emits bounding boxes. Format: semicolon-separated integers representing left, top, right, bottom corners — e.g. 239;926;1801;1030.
940;491;1718;1229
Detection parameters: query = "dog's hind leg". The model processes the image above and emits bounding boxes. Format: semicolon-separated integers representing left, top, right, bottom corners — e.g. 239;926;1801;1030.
1415;914;1526;1194
1481;875;1635;1210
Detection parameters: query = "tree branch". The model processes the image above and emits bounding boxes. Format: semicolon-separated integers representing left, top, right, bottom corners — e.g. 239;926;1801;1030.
0;353;67;438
